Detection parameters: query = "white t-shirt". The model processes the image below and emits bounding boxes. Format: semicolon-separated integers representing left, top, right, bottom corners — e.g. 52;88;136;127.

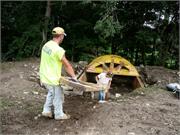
97;72;112;86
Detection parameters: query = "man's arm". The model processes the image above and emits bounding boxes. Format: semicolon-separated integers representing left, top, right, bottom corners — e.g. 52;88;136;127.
95;76;99;83
104;80;112;100
108;80;112;89
105;80;112;93
61;55;76;79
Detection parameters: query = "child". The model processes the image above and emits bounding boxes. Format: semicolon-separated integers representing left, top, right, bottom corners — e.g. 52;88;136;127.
96;71;113;103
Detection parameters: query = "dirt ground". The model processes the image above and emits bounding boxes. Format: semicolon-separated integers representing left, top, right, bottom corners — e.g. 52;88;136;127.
0;58;180;135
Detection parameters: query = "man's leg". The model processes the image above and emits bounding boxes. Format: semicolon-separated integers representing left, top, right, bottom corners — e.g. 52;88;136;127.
53;86;70;119
42;84;54;118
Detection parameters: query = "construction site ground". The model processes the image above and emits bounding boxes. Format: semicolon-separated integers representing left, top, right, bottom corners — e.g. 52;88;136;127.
1;58;180;135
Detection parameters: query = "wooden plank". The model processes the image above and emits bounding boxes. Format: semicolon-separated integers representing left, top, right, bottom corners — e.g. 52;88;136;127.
133;77;144;89
137;77;144;88
110;58;114;70
78;72;87;82
60;77;101;92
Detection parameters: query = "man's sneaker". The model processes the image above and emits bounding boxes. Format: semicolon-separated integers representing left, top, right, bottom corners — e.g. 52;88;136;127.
42;112;53;118
55;114;71;120
98;100;107;103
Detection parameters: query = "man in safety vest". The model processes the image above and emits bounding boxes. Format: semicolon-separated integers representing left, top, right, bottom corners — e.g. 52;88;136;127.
39;27;77;120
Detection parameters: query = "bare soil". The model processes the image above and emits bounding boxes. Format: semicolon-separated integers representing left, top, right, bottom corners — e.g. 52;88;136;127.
0;58;180;135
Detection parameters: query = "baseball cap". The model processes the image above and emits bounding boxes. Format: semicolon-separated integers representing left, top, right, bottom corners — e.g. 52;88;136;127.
52;27;67;36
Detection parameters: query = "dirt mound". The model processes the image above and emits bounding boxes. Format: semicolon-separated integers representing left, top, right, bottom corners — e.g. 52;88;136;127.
1;58;180;135
137;66;179;88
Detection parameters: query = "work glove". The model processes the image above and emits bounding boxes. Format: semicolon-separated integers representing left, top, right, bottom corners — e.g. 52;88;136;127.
69;76;79;83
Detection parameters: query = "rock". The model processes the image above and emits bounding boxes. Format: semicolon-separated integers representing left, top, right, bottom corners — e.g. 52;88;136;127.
33;91;39;95
146;75;158;85
177;72;180;76
62;85;73;91
34;116;38;120
73;89;84;95
128;132;135;135
157;80;161;83
54;128;57;131
17;101;21;104
78;61;88;66
23;91;29;94
64;90;73;95
19;74;23;79
115;93;121;98
140;64;144;68
109;94;116;99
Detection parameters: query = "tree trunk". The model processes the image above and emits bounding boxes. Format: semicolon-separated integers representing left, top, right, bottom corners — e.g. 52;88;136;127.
44;0;51;41
150;38;156;65
71;43;74;62
135;48;139;65
159;40;169;67
130;47;134;63
96;46;99;56
38;0;51;56
141;46;145;65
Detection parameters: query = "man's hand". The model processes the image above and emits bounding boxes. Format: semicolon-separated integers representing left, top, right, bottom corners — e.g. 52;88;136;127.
105;86;110;93
69;76;79;83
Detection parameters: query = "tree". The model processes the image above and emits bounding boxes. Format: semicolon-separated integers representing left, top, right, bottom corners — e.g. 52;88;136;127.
38;0;51;55
1;1;179;69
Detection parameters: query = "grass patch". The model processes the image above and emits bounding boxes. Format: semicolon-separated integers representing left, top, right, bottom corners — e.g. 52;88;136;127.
0;98;15;111
23;101;43;114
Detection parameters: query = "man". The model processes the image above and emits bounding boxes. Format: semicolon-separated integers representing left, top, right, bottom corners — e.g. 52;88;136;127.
95;71;113;103
39;27;77;120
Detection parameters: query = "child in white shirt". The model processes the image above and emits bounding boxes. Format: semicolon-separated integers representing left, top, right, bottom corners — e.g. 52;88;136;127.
96;71;113;103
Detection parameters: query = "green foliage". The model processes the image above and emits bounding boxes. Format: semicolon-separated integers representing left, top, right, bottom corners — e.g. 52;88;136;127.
1;1;179;69
94;16;122;40
3;25;41;60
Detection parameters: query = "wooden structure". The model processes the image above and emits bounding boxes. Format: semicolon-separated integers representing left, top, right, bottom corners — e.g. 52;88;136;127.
60;77;102;92
78;55;144;89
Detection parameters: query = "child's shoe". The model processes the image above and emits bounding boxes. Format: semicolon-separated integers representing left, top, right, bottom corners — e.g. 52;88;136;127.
98;100;107;103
